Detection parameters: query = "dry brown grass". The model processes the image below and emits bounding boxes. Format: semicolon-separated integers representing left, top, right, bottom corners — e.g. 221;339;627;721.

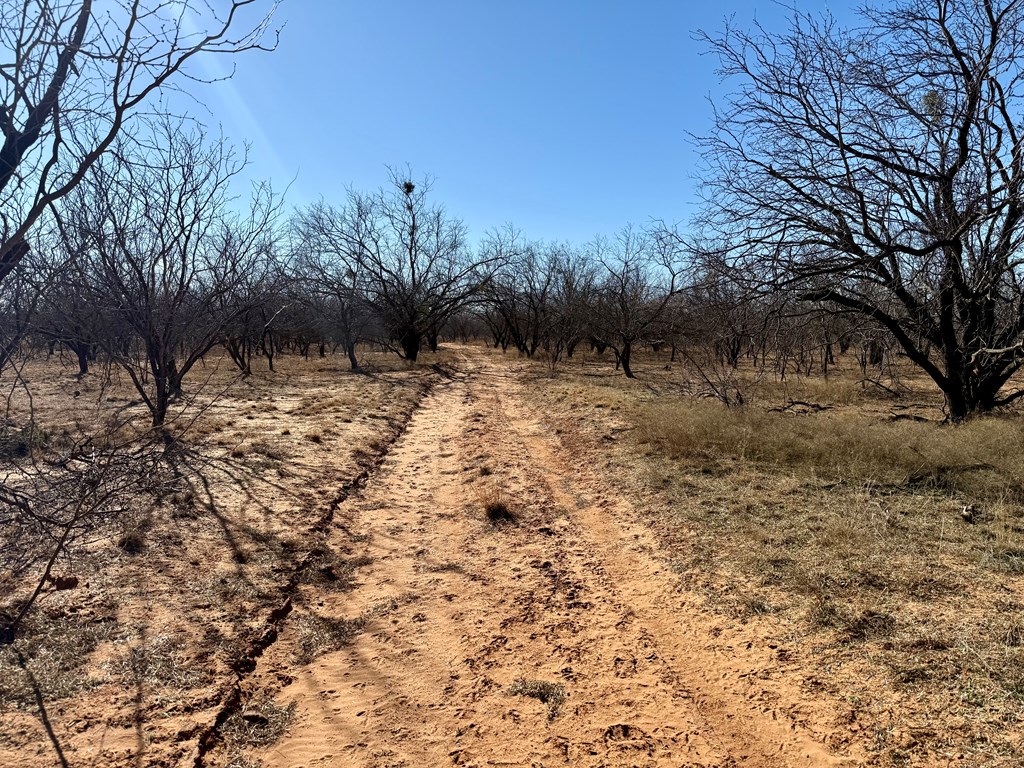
292;611;365;664
519;347;1024;766
638;399;1024;504
507;677;566;720
480;488;517;525
102;630;216;691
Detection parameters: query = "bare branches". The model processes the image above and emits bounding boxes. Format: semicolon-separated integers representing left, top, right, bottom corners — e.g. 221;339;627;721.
0;0;279;284
56;117;281;426
696;0;1024;419
297;172;503;362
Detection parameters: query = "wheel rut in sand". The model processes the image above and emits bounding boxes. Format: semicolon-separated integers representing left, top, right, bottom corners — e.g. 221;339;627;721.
251;350;863;767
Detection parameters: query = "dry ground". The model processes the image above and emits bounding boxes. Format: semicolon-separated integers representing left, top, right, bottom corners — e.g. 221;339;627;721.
0;349;435;767
1;343;1020;767
521;346;1024;767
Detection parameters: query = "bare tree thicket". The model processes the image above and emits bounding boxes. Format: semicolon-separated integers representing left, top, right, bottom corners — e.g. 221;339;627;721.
0;255;42;375
481;238;596;365
57;120;280;427
0;0;279;285
292;204;377;371
697;0;1024;420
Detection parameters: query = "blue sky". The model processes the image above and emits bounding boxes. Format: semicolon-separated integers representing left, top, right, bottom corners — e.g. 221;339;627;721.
187;1;858;244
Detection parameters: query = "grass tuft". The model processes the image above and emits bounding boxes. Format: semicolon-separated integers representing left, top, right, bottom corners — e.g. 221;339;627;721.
221;694;295;749
481;490;517;525
507;677;566;720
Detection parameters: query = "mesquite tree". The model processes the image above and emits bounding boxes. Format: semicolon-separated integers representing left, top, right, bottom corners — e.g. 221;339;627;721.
0;0;278;285
588;227;680;378
698;0;1024;420
59;121;279;427
303;171;500;361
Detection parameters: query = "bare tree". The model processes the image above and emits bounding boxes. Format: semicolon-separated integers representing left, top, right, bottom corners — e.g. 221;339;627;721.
589;227;680;378
307;171;501;362
0;0;279;284
698;0;1024;420
293;203;377;371
59;120;279;427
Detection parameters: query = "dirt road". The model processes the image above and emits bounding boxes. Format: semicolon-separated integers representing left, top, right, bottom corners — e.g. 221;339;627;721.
251;350;861;767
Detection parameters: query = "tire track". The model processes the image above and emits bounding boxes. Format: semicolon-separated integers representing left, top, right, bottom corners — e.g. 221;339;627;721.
250;350;861;768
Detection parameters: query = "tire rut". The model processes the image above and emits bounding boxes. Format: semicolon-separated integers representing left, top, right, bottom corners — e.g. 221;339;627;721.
249;350;861;768
190;375;437;768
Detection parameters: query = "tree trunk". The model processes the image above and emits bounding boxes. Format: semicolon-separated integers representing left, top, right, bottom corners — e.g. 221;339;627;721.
153;376;169;427
73;343;89;377
399;328;420;361
621;339;636;378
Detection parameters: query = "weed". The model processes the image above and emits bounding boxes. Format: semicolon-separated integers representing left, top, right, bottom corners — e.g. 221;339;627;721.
0;421;47;459
507;678;566;720
297;542;371;591
481;490;517;525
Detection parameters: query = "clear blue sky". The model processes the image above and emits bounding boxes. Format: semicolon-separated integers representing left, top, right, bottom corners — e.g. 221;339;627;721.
188;1;857;244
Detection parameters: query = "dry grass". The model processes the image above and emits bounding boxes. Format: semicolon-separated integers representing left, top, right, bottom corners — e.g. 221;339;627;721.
103;630;216;691
638;399;1024;504
519;349;1024;766
507;678;566;720
480;489;517;525
0;607;115;710
296;540;372;591
221;693;295;749
292;611;365;664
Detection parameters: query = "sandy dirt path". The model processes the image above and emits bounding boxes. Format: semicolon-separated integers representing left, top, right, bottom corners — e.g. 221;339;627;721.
251;350;862;767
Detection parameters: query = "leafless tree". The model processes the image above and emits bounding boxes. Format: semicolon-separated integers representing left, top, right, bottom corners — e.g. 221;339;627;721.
304;171;502;361
292;203;378;371
0;0;278;286
544;244;598;364
58;120;279;427
698;0;1024;420
588;227;680;378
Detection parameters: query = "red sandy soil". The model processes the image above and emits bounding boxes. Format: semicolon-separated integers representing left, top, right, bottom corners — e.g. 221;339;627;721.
2;348;875;767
